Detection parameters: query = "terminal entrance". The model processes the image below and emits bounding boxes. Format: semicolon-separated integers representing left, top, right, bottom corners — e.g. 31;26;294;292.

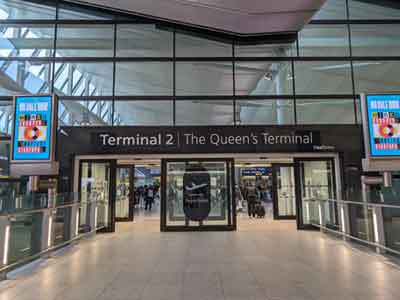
114;162;161;222
77;155;338;232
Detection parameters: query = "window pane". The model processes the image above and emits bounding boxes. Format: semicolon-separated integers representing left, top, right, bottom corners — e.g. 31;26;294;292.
54;62;113;96
58;3;114;19
0;60;52;95
0;140;10;176
176;62;233;96
236;100;294;125
296;99;355;124
235;61;293;96
114;101;173;125
348;0;400;19
176;33;232;57
298;24;350;56
176;100;233;125
351;24;400;56
0;25;54;57
56;25;114;57
0;0;56;20
58;100;112;126
235;43;295;57
0;101;12;135
312;0;347;20
294;61;353;95
117;24;173;57
115;62;173;96
353;60;400;94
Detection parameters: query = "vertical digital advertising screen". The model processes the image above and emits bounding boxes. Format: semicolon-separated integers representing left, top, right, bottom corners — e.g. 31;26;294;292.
366;94;400;157
12;95;54;161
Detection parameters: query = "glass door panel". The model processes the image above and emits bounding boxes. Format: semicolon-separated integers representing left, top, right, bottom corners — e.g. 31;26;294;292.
115;166;132;221
162;159;234;231
296;159;336;228
80;161;111;231
273;165;296;219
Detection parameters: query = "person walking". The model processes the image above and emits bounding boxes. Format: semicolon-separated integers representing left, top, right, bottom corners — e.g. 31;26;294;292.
246;185;257;218
145;185;154;211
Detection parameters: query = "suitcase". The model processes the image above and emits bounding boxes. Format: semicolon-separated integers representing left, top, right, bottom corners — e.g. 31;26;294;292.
254;202;266;218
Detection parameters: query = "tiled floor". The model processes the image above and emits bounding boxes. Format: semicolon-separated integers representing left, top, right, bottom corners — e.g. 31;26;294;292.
1;215;400;300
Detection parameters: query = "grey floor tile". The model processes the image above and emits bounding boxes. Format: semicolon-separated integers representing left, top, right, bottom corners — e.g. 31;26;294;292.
1;217;400;300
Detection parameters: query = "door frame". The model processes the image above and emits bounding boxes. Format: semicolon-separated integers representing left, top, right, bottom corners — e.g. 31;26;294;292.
78;159;116;233
115;164;135;222
294;157;337;230
272;163;296;220
160;157;236;232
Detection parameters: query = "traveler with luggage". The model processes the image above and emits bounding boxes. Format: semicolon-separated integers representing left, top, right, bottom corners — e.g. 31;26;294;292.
145;185;154;211
246;185;257;218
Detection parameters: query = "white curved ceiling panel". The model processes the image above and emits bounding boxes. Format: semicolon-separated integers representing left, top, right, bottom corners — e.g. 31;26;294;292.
67;0;327;35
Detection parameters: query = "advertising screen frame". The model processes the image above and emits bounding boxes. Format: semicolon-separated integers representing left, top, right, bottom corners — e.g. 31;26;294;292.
361;93;400;172
10;94;58;164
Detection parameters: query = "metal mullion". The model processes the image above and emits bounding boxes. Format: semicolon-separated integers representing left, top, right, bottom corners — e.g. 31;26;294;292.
232;41;236;125
291;59;297;125
0;97;13;101
111;23;117;126
56;94;356;101
234;56;298;62
294;94;356;99
345;0;358;125
51;1;59;93
173;30;176;126
0;57;53;62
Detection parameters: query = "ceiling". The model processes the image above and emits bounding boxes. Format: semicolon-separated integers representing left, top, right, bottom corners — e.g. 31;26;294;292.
66;0;327;35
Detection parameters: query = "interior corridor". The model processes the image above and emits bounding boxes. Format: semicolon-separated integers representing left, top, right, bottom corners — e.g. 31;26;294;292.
1;219;399;300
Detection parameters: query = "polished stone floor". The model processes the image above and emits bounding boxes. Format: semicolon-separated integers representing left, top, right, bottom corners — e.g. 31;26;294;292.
1;214;400;300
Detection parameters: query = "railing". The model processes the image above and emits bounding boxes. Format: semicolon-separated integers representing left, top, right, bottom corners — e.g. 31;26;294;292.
0;193;108;278
304;198;400;257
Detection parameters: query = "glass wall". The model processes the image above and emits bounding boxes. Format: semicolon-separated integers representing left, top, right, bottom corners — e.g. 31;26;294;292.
0;0;399;129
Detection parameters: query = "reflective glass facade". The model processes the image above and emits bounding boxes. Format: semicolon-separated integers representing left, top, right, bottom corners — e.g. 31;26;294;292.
0;0;399;132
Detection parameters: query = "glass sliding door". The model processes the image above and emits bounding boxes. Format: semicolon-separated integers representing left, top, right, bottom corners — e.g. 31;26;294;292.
272;164;296;219
161;158;235;231
295;158;337;229
115;165;134;221
79;161;113;232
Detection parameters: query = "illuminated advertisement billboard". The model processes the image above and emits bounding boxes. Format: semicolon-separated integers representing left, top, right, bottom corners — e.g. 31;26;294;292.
366;94;400;157
12;95;55;161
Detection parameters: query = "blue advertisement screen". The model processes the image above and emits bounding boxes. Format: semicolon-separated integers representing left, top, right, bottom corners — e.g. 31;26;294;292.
13;96;53;161
367;94;400;157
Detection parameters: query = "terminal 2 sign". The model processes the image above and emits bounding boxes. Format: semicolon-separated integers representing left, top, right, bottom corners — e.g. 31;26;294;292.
59;125;362;159
92;127;320;154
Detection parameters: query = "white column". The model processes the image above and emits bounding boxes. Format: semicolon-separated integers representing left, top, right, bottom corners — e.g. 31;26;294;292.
0;216;11;268
41;210;54;254
89;202;98;232
340;203;351;238
318;201;326;228
70;205;80;239
372;206;386;254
